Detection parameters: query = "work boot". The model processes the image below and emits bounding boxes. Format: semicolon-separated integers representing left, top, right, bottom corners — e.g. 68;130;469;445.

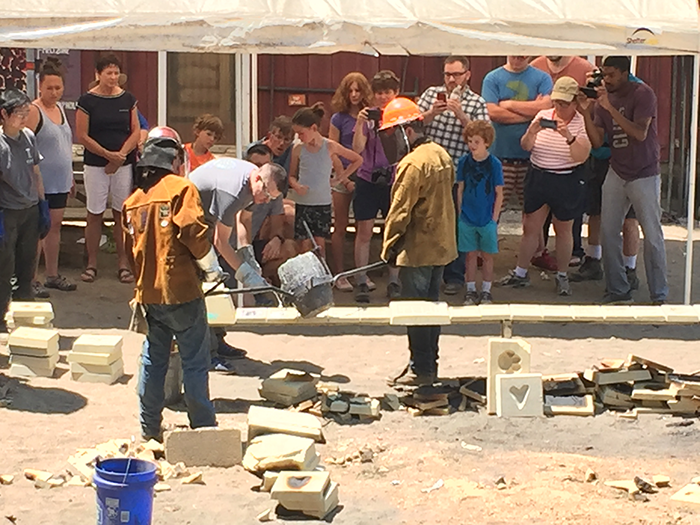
386;364;436;387
601;291;633;305
626;267;640;291
569;256;603;282
444;282;463;296
217;340;247;359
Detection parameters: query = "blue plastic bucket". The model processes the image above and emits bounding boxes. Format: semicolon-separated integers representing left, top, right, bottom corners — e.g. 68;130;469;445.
94;458;158;525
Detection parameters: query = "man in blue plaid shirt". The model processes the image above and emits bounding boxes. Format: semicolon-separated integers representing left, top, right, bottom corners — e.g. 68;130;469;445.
418;56;489;295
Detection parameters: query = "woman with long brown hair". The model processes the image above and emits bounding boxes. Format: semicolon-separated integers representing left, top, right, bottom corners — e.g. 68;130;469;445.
328;72;372;291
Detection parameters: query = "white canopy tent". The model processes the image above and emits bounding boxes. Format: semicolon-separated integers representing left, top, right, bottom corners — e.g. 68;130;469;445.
1;0;698;302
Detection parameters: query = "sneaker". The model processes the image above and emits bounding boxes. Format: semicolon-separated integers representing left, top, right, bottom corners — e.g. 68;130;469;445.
569;256;582;267
386;282;401;300
355;283;370;304
498;270;531;288
335;276;353;292
217;340;247;359
651;299;666;306
464;290;479;305
386;364;436;387
601;291;633;305
32;281;50;299
444;282;463;295
570;256;603;282
626;267;640;291
531;250;558;272
211;356;236;372
555;274;572;296
44;275;77;292
479;291;493;305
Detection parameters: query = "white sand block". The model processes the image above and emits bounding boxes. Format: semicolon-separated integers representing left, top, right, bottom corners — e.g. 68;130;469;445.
389;301;451;326
10;352;59;375
357;306;391;325
204;294;236;326
509;304;544;322
9;302;54;321
477;304;512;322
661;305;699;323
67;348;122;367
235;308;270;324
8;327;59;356
72;334;123;355
449;306;483;323
70;360;124;384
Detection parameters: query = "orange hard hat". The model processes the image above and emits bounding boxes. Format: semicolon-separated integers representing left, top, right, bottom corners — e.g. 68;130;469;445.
379;97;423;131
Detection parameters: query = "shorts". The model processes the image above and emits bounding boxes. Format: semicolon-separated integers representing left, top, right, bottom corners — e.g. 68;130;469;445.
352;177;391;221
587;157;636;219
294;203;332;240
45;192;68;210
524;164;586;222
83;164;133;214
458;218;498;254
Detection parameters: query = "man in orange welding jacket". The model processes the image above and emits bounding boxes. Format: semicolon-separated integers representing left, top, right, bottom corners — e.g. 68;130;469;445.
123;126;221;441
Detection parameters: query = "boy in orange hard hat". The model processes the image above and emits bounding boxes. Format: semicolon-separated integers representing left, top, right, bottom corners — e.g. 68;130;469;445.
379;98;457;387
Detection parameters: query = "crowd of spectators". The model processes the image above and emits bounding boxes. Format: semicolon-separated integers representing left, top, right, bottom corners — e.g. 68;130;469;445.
0;53;671;337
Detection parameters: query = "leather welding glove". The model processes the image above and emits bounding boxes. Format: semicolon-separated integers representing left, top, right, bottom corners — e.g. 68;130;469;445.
235;261;268;289
196;246;225;282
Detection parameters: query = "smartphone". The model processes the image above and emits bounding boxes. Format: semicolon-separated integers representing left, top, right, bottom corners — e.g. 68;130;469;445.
580;86;598;99
539;118;558;130
366;108;382;122
436;92;447;102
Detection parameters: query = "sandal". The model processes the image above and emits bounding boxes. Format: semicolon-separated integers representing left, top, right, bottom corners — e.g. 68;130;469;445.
80;267;97;283
118;268;135;284
45;275;77;292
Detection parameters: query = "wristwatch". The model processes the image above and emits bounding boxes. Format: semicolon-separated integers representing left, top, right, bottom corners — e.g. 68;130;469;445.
566;136;576;146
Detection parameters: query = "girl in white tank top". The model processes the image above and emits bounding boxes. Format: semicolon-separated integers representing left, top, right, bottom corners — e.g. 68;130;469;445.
289;103;361;257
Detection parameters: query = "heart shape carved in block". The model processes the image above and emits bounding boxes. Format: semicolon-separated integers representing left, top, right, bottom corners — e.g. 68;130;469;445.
509;385;530;409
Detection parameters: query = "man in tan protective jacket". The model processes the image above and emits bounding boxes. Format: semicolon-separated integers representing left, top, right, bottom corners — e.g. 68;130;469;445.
379;98;457;387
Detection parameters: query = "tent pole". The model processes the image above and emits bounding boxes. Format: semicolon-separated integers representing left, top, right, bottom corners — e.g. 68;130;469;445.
251;53;259;142
157;51;167;126
683;53;700;304
630;56;638;75
241;53;251;151
235;53;244;160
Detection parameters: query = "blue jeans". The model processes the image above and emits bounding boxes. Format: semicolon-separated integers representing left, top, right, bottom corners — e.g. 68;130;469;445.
443;184;465;285
399;266;443;376
140;299;217;438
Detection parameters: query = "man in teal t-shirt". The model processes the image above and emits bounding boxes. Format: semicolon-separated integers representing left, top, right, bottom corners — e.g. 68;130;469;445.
481;56;552;210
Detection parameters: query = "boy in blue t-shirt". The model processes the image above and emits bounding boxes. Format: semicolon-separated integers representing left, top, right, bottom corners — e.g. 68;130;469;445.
456;120;504;305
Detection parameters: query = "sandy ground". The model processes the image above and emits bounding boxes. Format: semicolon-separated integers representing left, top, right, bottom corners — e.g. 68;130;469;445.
1;221;700;524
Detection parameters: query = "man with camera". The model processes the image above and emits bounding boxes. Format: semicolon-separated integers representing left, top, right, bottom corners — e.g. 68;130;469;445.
578;56;668;304
352;70;403;303
417;56;489;296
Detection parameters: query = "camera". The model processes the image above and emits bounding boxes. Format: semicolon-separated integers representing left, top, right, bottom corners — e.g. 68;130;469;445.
580;69;604;98
366;108;382;124
539;118;558;130
371;166;393;188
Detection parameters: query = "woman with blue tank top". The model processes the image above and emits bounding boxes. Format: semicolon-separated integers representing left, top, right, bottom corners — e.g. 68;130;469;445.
26;57;77;294
288;102;362;258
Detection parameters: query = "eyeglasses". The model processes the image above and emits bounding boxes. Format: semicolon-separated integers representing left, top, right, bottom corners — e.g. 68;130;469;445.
443;71;468;79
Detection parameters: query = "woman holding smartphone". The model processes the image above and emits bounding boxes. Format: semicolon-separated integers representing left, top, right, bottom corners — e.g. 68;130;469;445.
499;76;591;297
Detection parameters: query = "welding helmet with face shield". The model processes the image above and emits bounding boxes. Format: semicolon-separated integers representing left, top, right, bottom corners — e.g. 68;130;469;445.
377;97;424;165
135;126;187;188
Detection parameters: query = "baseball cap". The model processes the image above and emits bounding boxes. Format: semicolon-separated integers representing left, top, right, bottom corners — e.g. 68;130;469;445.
551;76;580;102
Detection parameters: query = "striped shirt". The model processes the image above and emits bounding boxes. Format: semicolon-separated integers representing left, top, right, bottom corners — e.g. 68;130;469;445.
530;109;590;172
